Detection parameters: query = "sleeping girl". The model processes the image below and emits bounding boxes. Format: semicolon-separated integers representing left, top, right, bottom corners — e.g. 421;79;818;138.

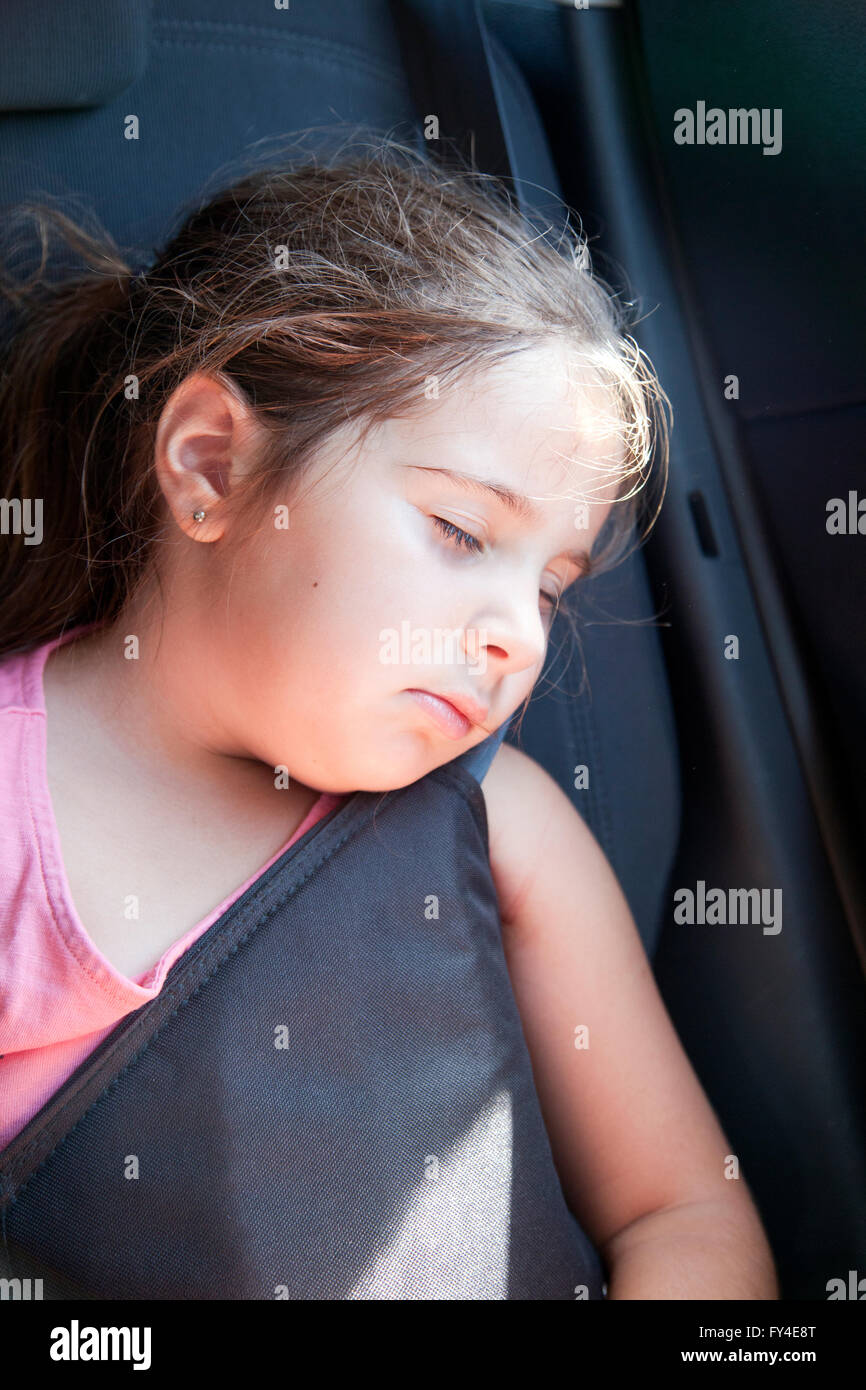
0;136;778;1300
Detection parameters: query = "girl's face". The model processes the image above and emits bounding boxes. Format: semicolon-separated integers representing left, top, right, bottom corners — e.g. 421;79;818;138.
157;343;621;794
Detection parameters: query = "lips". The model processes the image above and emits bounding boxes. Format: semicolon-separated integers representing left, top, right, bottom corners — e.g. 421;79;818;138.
406;689;488;740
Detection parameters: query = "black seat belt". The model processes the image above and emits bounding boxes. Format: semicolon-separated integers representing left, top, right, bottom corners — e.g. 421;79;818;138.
388;0;552;236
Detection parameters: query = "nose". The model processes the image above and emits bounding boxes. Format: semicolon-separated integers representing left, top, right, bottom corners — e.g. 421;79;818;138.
463;594;549;676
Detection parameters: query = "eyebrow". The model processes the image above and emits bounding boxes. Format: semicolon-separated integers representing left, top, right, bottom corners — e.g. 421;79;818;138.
402;463;593;572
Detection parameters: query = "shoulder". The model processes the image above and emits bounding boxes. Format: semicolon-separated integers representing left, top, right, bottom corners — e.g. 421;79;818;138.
480;739;605;928
480;739;554;848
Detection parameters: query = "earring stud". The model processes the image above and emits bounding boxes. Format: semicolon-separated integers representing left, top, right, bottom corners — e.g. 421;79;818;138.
193;509;206;522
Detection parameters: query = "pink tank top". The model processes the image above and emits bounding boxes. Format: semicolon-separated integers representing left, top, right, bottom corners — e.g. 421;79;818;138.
0;623;343;1149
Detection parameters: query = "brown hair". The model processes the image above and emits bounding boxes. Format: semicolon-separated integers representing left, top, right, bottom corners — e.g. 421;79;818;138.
0;131;670;673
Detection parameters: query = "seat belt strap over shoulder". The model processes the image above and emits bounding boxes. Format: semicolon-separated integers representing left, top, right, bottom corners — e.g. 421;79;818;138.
389;0;549;234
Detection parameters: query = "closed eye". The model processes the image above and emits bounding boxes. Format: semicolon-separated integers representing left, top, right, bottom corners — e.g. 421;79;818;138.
432;515;483;553
431;516;562;610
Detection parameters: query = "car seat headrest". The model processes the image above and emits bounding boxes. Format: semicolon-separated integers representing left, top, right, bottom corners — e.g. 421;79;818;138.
0;0;151;112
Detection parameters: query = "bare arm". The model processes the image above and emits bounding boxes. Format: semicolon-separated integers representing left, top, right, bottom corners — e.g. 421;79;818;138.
482;741;779;1300
600;1195;779;1300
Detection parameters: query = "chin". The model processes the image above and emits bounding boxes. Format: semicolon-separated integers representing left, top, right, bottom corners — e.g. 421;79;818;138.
346;747;441;795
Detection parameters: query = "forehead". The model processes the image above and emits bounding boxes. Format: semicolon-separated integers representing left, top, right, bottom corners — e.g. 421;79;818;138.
394;342;627;505
294;341;626;520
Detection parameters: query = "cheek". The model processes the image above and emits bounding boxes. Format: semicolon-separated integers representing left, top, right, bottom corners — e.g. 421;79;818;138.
325;506;440;620
236;501;446;670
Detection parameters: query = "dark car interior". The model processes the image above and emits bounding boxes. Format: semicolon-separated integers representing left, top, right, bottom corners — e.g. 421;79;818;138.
1;0;863;1301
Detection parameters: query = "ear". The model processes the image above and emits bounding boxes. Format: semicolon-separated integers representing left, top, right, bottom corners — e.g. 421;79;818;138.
154;371;266;542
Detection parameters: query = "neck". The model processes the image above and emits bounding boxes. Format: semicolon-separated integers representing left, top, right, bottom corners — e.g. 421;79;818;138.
45;603;262;795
